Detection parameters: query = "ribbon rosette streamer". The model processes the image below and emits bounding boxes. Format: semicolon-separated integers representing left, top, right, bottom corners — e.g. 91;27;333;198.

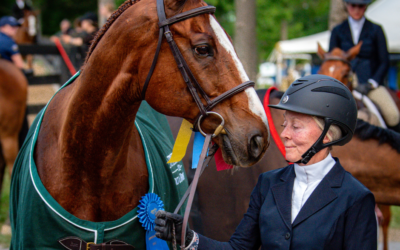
138;193;169;250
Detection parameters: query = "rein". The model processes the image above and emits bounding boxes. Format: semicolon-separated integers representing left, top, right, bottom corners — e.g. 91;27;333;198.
141;0;256;248
322;56;351;67
321;56;354;90
263;87;286;158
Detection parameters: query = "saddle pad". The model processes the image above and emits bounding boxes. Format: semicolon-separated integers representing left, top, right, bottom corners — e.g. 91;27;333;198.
10;72;188;249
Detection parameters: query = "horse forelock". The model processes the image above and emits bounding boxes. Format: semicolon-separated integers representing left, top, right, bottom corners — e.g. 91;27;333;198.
329;47;346;57
84;0;140;65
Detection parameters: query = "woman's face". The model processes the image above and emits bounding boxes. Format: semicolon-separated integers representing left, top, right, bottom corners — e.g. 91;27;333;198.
280;111;329;165
346;3;367;20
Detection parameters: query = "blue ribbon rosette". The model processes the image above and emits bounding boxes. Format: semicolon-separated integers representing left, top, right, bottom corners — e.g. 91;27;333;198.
138;193;169;250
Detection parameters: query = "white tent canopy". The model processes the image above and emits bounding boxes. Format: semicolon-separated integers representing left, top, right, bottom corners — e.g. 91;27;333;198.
270;0;400;57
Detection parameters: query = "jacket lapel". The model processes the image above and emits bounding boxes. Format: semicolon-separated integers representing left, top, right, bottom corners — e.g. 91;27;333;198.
358;19;371;44
271;166;295;230
344;19;355;46
292;160;345;228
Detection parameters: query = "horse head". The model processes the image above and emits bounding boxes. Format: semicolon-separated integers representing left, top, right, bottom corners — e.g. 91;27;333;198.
14;9;37;44
317;42;362;90
85;0;270;168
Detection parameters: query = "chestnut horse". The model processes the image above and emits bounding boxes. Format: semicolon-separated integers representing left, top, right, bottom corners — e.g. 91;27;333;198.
14;9;37;69
317;43;400;250
167;89;400;243
0;59;27;175
10;0;269;248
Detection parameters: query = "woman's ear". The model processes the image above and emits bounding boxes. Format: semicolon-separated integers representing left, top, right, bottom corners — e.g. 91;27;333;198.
323;134;331;144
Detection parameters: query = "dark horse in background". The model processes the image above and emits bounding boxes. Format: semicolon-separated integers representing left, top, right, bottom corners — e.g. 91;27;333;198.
317;42;400;250
10;0;269;248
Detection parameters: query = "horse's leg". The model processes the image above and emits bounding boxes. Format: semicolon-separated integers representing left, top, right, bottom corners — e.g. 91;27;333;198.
0;136;19;177
379;204;391;250
26;55;33;70
0;143;11;236
0;143;6;197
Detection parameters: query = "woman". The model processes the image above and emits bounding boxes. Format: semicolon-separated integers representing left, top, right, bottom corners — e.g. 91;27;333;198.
155;75;377;249
329;0;400;132
329;0;389;89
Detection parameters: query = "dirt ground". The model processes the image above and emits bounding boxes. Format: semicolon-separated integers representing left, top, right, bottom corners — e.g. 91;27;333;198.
27;84;59;125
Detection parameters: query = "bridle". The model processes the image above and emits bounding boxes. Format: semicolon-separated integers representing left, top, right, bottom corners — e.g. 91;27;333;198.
141;0;255;131
322;55;354;89
142;0;256;248
322;55;351;67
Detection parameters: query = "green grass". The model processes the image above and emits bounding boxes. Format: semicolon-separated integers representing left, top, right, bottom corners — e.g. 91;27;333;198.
0;174;11;248
390;206;400;228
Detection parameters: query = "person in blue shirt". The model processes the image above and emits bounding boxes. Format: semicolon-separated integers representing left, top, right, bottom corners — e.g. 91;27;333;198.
155;75;377;250
0;16;25;69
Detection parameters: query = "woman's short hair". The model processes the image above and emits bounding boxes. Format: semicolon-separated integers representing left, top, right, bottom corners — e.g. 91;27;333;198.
313;116;343;142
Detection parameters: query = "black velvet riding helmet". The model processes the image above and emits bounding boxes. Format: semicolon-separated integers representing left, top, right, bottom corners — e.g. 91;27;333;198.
269;74;357;164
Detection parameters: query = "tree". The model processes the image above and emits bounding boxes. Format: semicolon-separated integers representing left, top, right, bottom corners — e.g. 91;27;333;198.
234;0;257;81
98;0;115;27
31;0;97;35
329;0;347;30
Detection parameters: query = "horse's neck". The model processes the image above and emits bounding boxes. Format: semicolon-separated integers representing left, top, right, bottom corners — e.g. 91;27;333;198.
332;137;400;205
35;63;149;221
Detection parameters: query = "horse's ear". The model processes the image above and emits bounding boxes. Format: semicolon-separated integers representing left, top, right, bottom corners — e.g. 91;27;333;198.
164;0;187;17
346;41;363;61
317;42;326;59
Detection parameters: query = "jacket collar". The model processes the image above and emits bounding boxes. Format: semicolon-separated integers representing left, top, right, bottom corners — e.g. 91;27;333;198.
271;158;345;230
345;18;371;46
358;19;371;44
271;165;296;230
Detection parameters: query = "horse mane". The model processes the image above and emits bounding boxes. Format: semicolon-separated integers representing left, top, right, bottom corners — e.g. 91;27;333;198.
269;89;400;152
354;119;400;153
83;0;140;66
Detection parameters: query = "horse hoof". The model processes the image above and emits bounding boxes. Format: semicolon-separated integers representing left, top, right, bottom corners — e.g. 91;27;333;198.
1;224;11;235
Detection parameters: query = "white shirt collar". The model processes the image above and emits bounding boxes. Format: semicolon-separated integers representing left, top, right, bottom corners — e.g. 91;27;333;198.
294;154;336;184
348;16;366;44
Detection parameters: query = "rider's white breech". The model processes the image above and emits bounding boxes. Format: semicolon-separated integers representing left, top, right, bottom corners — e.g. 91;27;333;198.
368;86;400;127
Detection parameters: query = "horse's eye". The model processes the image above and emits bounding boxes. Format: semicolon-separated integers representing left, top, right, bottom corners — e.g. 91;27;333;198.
194;45;210;57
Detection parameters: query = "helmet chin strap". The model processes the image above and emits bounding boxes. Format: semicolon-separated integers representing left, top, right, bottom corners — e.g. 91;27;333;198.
294;118;335;165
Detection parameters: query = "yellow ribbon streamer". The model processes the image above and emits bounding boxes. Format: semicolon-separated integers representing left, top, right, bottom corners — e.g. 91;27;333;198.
168;119;193;163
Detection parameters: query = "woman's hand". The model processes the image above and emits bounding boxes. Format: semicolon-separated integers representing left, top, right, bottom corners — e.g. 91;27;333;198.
155;210;193;246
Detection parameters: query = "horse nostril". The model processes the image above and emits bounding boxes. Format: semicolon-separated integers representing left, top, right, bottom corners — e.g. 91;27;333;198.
249;135;264;159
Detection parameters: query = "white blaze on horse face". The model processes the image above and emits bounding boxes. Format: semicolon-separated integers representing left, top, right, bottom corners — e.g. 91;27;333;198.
329;66;335;74
209;16;269;129
28;15;36;36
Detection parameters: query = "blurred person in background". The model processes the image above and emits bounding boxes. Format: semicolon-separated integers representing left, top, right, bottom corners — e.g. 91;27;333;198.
329;0;399;132
99;2;115;25
0;16;24;69
61;12;99;50
50;19;73;42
